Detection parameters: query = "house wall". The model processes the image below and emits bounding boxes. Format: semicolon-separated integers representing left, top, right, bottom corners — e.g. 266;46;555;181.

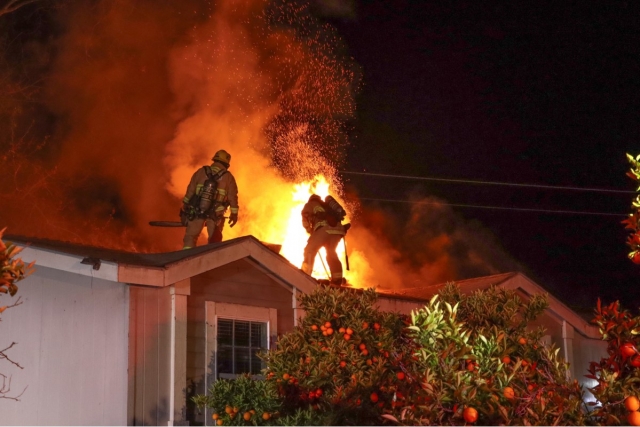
0;265;129;426
127;285;175;426
572;331;608;402
186;259;296;425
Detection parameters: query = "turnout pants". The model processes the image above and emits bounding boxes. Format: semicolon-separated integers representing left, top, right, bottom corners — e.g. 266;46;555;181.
302;227;343;283
182;216;224;249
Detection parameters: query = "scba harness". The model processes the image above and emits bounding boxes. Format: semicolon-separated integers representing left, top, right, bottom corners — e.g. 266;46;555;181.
181;166;228;223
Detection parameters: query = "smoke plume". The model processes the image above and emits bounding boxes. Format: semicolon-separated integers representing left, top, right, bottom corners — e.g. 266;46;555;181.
0;0;524;289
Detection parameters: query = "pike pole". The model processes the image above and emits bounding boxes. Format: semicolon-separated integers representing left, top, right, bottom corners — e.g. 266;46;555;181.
343;236;350;271
342;223;351;271
319;253;331;280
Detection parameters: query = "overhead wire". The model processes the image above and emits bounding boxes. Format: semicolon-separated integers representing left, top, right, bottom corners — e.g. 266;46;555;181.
358;198;626;217
339;170;633;216
340;170;636;194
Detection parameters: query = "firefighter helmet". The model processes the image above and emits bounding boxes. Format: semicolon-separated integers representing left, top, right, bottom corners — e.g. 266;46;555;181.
308;194;322;203
212;150;231;165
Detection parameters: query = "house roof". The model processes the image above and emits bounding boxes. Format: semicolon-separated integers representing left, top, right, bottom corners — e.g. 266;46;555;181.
378;272;517;301
378;271;600;339
7;234;318;293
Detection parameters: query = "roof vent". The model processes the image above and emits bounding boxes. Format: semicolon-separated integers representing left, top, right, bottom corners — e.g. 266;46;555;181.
81;257;101;270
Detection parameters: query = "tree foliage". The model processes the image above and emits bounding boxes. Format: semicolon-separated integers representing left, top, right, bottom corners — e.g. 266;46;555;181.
623;153;640;264
587;299;640;426
0;227;34;401
194;284;589;425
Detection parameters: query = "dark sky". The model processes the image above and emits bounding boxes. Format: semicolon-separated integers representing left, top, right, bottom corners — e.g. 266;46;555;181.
329;1;640;311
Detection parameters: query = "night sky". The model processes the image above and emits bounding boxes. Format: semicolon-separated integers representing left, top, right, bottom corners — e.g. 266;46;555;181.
328;1;640;312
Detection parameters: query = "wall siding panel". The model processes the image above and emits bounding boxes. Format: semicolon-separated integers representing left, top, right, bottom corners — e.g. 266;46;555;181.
0;265;128;426
185;259;295;425
128;286;173;426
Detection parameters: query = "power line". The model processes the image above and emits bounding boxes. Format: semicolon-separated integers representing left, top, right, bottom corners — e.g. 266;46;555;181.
359;197;626;217
341;171;636;194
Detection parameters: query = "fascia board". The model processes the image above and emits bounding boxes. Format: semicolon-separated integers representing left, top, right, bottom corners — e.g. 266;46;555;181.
17;246;119;282
117;238;317;291
504;273;600;339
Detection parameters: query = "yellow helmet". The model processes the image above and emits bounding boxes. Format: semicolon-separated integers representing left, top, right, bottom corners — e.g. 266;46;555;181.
212;149;231;165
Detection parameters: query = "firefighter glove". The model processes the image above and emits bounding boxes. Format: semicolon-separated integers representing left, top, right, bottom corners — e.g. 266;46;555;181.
228;212;238;228
179;208;189;226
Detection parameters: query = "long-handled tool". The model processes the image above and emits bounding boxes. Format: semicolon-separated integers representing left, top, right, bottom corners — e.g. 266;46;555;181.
342;223;351;271
149;221;185;227
319;253;331;280
343;237;350;271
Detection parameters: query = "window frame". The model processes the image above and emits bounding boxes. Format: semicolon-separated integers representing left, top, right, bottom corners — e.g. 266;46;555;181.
215;317;268;380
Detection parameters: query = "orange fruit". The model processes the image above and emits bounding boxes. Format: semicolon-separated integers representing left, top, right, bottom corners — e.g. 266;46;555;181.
466;362;475;371
629;411;640;426
370;392;379;403
225;406;233;414
463;407;478;423
518;337;527;345
283;373;290;380
346;327;354;335
361;349;369;356
626;396;640;412
243;412;251;421
373;323;381;330
502;355;511;364
324;321;332;328
339;360;347;368
233;407;239;413
250;409;255;414
344;333;351;340
332;313;339;318
621;342;638;358
212;413;219;420
262;412;271;421
359;343;367;350
366;359;373;365
339;327;346;334
320;325;327;331
397;372;405;381
326;328;334;335
362;321;369;329
503;386;515;400
311;325;318;331
216;420;223;426
521;359;529;367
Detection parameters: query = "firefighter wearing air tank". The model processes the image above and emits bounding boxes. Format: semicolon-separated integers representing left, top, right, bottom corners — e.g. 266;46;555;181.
180;150;239;249
301;194;347;285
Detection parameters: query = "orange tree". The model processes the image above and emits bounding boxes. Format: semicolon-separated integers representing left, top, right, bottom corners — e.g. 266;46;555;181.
194;284;587;425
586;299;640;426
261;287;420;425
392;284;586;425
623;153;640;264
1;227;34;400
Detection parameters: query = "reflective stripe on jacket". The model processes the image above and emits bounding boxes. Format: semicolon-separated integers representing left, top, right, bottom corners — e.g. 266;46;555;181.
183;162;239;215
301;198;345;235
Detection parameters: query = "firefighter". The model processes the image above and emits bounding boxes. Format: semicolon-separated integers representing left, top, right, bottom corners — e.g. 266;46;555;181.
180;149;239;249
301;194;346;286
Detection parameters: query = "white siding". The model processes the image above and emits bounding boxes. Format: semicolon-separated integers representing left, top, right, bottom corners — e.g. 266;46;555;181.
0;265;129;426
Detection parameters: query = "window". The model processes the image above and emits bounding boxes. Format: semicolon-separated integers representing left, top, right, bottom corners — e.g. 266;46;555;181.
217;318;267;379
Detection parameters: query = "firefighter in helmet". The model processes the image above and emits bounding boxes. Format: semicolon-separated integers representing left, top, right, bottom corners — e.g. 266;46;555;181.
180;149;239;249
301;194;346;285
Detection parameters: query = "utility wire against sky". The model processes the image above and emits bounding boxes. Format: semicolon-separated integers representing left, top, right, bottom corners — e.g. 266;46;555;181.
340;171;636;194
358;198;626;217
340;171;632;216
